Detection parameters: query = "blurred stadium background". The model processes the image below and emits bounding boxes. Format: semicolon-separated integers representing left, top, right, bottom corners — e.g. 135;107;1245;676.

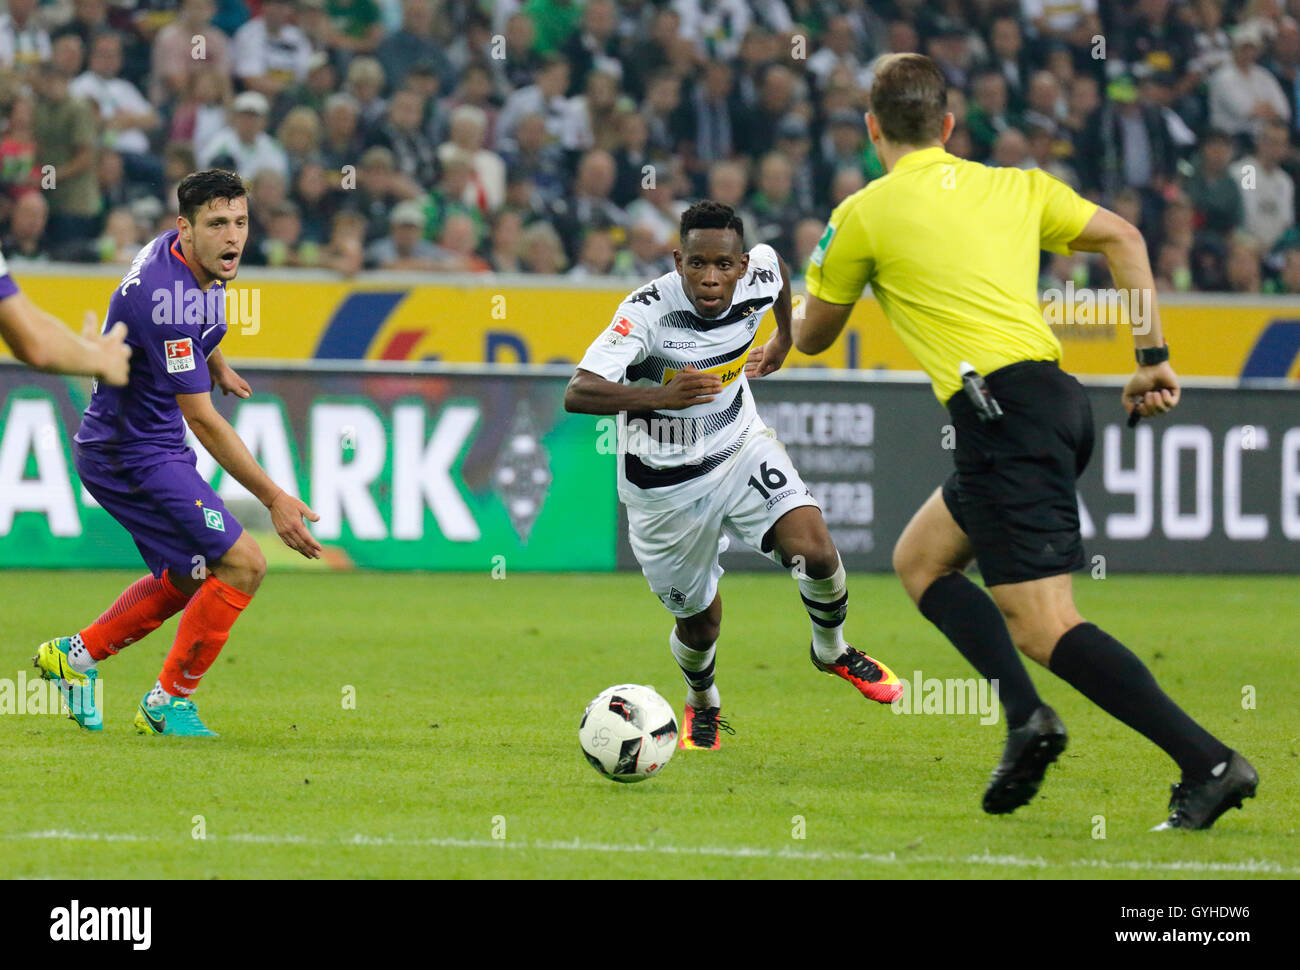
0;0;1297;574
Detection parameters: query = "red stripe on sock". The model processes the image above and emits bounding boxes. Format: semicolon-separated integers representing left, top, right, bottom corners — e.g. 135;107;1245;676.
80;572;193;661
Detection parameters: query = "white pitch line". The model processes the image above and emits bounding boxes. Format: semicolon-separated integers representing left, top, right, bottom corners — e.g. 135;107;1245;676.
3;830;1296;875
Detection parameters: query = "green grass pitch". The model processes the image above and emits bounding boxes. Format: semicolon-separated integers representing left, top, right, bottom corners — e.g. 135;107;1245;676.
0;570;1294;879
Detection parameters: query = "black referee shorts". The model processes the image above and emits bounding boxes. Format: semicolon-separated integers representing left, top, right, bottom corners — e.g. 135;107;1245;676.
941;360;1095;587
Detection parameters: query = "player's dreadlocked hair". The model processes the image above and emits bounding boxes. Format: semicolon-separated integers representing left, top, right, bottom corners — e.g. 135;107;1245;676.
679;201;745;249
177;169;248;224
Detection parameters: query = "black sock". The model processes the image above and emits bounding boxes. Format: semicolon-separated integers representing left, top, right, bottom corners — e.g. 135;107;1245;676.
1049;623;1232;782
918;573;1042;729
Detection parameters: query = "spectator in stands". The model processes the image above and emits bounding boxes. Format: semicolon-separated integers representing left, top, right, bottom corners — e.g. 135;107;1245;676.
320;0;384;57
1186;129;1244;237
274;51;338;124
291;161;341;243
641;68;689;156
0;0;50;73
625;164;686;245
790;216;824;277
547;148;628;263
706;158;755;232
622;5;677;100
682;60;747;190
625;220;672;277
486;208;525;273
1026;123;1079;186
743;64;800;157
748;151;800;260
988;127;1031;169
247;167;290;240
33;61;101;246
610;109;654;206
71;31;162;191
1117;0;1197;90
527;0;584;56
497;53;571;149
1155;239;1194;291
344;56;388;132
771;115;822;213
0;90;41;200
434;61;499;147
982;15;1031;109
94;206;142;264
1267;17;1300;139
565;227;616;277
1022;70;1067;134
277;106;324;183
1225;230;1264;291
369;89;438;190
232;0;314;100
439;104;506;214
348;145;420;243
495;13;543;92
967;70;1019;159
1231;119;1295;250
806;15;868;93
519;218;568;273
1188;0;1233;86
319;94;365;174
1020;0;1102;62
3;189;49;259
323;208;367;276
562;0;623;95
561;69;621;153
376;0;454;93
199;90;290;180
1272;245;1300;292
1208;23;1289;139
501;112;568;206
437;210;491;272
49;31;84;80
828;166;865;207
152;0;232;105
1076;76;1177;215
365;199;448;270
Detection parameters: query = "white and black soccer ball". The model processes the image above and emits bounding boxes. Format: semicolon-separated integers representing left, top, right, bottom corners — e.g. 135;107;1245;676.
579;684;678;783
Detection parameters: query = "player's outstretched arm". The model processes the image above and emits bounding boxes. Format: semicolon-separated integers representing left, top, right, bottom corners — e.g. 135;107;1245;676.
0;294;131;385
1067;207;1178;419
564;367;722;414
793;294;854;356
177;391;323;559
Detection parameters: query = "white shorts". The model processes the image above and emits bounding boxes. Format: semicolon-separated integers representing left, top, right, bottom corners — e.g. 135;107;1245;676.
627;427;821;618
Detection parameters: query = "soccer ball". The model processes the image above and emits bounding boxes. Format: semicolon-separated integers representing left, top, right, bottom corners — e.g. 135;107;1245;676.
579;684;678;783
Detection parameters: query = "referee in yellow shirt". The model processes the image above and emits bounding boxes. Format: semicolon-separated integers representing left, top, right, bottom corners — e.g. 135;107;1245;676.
796;53;1257;830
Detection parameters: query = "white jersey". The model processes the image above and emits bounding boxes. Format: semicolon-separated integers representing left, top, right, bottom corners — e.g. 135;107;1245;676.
577;243;784;511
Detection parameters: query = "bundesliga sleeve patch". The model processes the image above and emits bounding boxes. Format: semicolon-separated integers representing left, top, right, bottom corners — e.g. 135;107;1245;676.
810;224;835;266
165;337;196;373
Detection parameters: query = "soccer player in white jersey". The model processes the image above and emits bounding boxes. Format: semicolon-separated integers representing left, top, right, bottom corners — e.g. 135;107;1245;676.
565;201;903;749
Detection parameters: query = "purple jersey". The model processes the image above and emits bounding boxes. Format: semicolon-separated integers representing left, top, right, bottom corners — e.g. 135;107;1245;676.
0;245;21;300
75;230;228;462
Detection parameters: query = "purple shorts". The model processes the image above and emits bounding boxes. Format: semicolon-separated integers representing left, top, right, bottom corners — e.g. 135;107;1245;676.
76;448;243;579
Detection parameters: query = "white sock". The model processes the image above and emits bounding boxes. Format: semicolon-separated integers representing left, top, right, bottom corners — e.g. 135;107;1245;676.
670;628;720;710
144;680;175;708
66;634;96;673
798;556;849;662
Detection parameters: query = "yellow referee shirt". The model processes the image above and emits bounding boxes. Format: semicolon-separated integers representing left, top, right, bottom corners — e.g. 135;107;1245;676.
805;146;1099;402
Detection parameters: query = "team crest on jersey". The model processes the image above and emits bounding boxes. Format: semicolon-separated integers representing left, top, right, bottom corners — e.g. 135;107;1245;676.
202;507;225;532
667;587;686;606
164;338;196;373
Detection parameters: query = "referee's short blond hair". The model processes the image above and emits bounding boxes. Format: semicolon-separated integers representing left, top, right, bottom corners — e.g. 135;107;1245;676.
869;53;948;145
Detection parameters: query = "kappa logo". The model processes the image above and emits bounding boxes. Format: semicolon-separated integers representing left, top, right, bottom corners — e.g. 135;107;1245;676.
663;339;697;350
203;507;225;532
164;337;195;374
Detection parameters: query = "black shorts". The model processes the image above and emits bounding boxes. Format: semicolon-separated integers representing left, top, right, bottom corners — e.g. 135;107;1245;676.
941;360;1094;587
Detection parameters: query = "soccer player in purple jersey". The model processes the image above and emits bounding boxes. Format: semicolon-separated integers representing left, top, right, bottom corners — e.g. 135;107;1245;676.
33;170;321;737
0;245;131;385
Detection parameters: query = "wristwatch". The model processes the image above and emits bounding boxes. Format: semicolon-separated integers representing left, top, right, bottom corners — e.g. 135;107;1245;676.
1135;344;1170;366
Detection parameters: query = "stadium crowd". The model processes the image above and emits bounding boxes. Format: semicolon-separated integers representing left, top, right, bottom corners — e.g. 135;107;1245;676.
2;0;1300;293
